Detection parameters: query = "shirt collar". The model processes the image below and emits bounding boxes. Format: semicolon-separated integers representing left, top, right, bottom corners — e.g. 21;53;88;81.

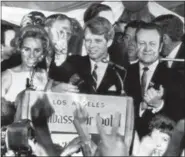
90;55;110;72
130;59;139;64
139;59;159;72
167;42;182;59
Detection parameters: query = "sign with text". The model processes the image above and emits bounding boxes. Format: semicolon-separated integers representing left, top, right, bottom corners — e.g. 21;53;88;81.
28;91;131;135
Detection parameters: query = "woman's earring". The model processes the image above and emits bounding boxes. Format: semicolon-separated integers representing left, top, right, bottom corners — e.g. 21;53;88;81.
39;55;44;61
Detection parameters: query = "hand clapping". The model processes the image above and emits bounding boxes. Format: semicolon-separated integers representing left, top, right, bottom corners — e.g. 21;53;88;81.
96;112;129;156
144;85;164;109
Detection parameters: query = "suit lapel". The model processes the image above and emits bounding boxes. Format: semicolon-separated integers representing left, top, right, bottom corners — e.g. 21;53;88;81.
171;43;185;68
97;64;115;93
135;63;142;97
148;62;167;90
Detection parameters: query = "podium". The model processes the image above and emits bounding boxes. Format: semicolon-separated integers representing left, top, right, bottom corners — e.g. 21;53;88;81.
14;90;135;150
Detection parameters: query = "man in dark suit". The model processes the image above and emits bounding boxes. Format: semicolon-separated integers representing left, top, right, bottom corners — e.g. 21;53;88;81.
124;22;184;139
50;17;126;147
153;14;185;73
44;14;73;80
54;16;126;95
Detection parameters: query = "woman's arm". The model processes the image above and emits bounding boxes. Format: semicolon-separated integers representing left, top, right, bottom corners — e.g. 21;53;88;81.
2;70;12;97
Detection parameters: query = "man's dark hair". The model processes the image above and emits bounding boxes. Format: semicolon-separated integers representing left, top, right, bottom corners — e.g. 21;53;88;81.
29;11;45;18
124;20;146;32
135;22;163;43
124;20;146;36
149;114;176;137
152;14;183;42
84;3;112;23
45;13;72;32
84;16;115;41
20;11;46;27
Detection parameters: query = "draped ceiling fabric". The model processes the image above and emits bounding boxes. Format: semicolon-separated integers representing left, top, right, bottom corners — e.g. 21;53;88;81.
1;1;184;27
1;1;102;12
1;1;184;14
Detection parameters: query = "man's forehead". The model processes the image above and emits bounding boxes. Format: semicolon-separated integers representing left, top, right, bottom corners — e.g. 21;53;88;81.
137;29;160;37
52;19;71;29
137;29;160;40
151;129;170;139
126;27;137;35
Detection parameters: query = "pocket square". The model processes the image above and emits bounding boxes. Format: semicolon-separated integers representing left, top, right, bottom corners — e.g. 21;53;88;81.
108;85;116;91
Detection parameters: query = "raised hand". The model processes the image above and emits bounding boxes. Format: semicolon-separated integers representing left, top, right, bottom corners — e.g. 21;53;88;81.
73;103;90;143
20;14;33;27
60;137;81;156
144;85;164;109
73;101;98;156
32;70;48;91
50;27;68;55
96;112;129;156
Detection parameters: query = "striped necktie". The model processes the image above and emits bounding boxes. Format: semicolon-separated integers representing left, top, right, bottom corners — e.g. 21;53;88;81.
140;67;149;111
92;64;98;92
141;67;149;97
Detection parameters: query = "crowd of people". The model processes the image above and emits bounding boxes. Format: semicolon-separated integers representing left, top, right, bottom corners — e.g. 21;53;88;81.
1;2;185;156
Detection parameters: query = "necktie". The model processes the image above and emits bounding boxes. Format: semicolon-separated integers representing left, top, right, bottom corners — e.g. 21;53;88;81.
92;64;98;92
141;67;149;97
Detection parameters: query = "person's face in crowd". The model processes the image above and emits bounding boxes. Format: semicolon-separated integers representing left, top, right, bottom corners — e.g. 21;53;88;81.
21;37;43;68
4;30;16;47
48;19;72;55
150;129;171;156
21;13;45;28
161;34;173;57
1;29;16;60
115;22;126;33
98;10;115;26
123;27;138;62
84;28;112;62
136;29;162;65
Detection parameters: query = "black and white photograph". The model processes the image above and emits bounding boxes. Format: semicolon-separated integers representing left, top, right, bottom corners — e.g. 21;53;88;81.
1;1;185;156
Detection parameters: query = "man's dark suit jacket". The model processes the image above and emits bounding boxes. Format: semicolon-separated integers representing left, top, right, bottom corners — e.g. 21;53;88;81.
171;42;185;75
53;55;126;145
51;55;126;96
108;32;130;70
124;61;185;138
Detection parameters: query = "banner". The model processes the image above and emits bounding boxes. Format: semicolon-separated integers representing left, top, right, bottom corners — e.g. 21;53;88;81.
27;91;131;136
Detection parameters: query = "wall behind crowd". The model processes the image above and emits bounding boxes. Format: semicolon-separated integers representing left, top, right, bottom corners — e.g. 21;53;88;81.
1;1;184;28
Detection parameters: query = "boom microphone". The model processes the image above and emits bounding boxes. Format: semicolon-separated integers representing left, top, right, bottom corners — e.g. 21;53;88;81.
160;58;185;62
101;58;127;95
101;58;126;71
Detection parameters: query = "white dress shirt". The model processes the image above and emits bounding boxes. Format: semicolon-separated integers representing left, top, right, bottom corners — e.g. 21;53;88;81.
130;59;139;65
90;56;109;89
139;60;164;117
166;42;182;68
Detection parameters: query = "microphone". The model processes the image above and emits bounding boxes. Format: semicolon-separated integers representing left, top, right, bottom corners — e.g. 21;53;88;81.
160;58;185;62
101;58;127;95
101;58;126;71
